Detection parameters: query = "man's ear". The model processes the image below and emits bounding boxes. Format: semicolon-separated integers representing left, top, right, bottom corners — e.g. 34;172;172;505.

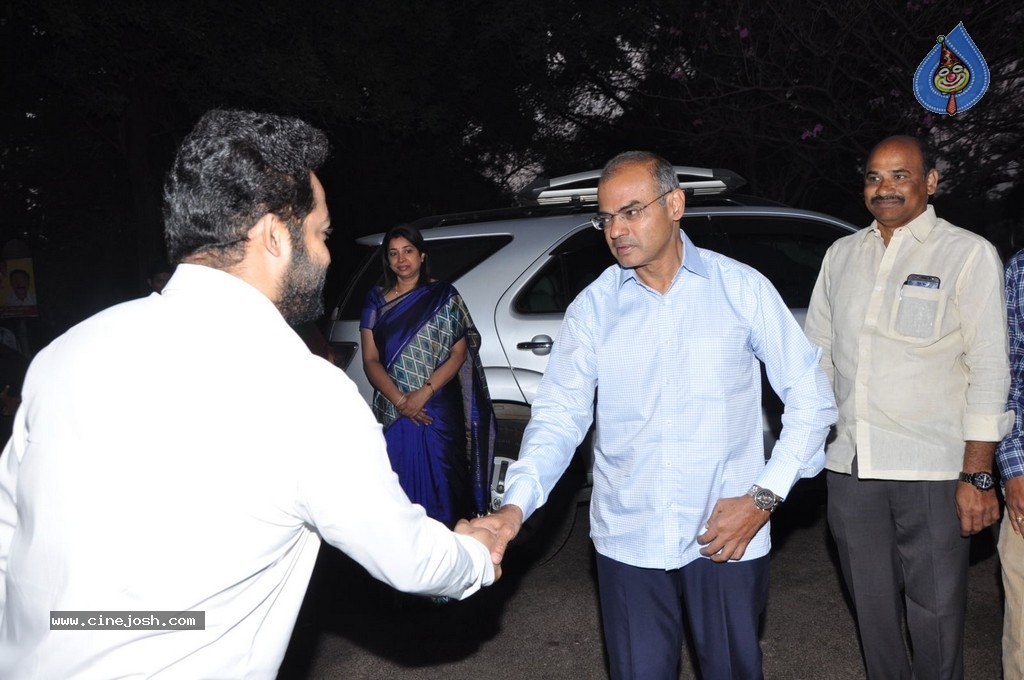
668;187;686;220
925;168;939;197
249;213;290;259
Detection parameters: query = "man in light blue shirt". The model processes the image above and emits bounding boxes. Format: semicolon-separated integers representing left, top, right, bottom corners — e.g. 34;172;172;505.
474;151;837;679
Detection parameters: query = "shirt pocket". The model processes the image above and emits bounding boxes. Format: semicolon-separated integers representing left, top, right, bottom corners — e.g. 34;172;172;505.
890;285;945;341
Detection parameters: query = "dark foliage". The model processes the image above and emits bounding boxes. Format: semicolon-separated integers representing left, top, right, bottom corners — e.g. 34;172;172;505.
1;0;1021;345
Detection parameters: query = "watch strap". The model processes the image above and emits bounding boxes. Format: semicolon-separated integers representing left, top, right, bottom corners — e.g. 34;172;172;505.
958;471;995;490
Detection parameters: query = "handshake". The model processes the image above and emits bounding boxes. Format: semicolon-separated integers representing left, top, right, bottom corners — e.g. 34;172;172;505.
453;504;525;582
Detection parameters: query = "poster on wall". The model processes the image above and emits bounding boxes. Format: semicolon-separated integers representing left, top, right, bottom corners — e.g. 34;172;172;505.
0;258;39;319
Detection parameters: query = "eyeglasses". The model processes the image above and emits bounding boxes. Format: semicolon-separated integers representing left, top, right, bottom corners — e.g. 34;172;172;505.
590;189;674;230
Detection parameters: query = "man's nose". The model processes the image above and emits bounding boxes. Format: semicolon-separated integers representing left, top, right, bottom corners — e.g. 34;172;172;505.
606;214;628;238
876;176;896;193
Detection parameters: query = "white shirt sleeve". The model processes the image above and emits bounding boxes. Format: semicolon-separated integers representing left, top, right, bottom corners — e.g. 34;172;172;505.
0;404;27;616
294;372;494;599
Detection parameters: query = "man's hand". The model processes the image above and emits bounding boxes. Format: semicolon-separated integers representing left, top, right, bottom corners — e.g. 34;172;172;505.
454;519;502;581
470;504;523;567
956;441;1000;536
697;496;771;563
1004;476;1024;539
954;482;1000;536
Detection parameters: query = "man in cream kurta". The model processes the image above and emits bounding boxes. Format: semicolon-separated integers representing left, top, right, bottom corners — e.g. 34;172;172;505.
804;136;1011;680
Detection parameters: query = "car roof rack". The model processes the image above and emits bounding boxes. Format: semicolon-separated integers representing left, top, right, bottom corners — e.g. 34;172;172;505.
517;166;746;206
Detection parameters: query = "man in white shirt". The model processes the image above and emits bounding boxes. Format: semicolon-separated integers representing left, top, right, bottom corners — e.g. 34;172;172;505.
0;109;500;679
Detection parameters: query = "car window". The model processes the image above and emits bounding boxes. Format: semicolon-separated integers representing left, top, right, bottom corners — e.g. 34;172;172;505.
515;229;612;314
713;216;849;308
514;229;605;314
336;235;512;321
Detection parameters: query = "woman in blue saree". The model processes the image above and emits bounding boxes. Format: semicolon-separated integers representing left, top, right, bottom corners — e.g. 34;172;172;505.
360;226;495;529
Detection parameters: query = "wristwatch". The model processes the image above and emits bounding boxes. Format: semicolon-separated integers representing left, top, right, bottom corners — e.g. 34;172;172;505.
748;485;782;512
958;471;995;491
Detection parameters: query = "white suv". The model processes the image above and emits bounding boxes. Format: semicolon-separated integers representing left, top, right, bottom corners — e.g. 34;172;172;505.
327;167;858;510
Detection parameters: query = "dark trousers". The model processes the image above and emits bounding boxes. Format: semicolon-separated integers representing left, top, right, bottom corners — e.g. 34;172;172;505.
827;465;968;680
595;552;769;680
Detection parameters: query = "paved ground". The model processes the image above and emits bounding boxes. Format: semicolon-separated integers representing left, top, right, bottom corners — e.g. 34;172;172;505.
277;475;1005;679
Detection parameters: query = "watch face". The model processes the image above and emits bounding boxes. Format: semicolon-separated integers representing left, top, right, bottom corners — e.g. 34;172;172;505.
972;472;995;490
753;489;777;510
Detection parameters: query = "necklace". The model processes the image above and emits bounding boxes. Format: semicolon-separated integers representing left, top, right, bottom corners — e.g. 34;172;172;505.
390;284;413;297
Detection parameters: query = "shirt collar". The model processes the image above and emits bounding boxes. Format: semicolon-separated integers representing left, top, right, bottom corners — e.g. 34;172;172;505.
679;229;709;279
161;263;285;319
868;204;937;244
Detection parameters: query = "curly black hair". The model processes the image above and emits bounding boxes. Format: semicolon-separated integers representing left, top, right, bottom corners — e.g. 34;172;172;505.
163;109;330;265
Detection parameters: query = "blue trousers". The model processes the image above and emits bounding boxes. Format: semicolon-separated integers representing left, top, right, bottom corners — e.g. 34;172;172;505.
595;552;769;680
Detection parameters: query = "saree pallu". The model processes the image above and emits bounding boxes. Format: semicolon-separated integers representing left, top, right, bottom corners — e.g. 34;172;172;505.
361;281;495;526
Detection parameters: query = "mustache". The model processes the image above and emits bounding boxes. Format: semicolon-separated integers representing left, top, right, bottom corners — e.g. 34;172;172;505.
871;194;904;204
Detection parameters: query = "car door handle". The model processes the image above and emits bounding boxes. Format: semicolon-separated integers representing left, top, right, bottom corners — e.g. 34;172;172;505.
517;335;554;355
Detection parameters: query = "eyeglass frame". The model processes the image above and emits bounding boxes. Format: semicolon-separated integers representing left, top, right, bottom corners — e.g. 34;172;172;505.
589;188;676;230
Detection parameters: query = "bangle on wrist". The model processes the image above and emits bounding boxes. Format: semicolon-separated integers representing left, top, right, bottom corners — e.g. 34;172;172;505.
425;381;435;396
394;395;407;408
